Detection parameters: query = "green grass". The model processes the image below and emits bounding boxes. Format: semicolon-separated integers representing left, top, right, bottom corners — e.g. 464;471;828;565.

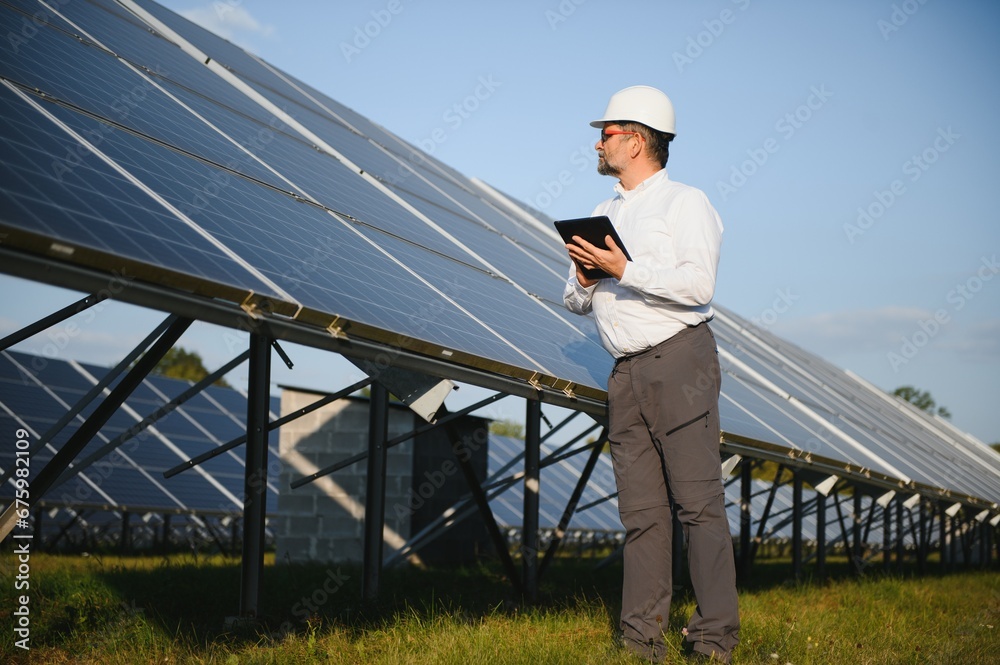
0;551;997;664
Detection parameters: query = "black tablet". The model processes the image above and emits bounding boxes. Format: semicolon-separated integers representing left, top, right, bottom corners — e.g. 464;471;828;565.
553;215;632;280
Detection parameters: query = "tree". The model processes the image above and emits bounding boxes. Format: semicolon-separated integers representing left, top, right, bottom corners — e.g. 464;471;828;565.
151;347;231;388
489;419;524;438
892;385;950;419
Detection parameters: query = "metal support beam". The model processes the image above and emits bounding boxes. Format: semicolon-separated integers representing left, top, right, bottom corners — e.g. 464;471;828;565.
0;315;176;487
852;490;863;575
291;391;503;489
939;502;948;572
792;472;803;580
882;501;892;571
522;398;541;604
750;464;785;566
916;501;928;574
169;376;372;479
895;499;905;571
51;350;250;489
816;490;826;581
441;409;521;594
0;291;107;352
362;381;389;606
538;429;607;578
238;332;271;619
121;511;131;554
0;316;192;543
739;458;752;583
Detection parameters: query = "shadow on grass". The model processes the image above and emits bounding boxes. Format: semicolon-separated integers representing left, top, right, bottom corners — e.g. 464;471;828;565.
82;552;630;648
27;548;987;654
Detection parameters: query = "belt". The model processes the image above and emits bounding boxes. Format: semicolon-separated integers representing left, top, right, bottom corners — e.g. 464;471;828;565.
612;318;712;366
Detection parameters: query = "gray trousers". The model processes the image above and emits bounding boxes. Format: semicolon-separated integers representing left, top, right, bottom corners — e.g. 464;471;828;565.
608;323;739;663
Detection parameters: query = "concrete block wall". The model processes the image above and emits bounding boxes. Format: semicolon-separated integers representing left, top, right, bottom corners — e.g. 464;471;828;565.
274;391;415;564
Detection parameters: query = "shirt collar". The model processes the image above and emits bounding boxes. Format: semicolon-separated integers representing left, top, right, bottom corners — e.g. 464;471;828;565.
613;168;669;199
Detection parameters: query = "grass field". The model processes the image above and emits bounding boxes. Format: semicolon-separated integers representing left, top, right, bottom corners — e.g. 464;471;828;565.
1;550;997;664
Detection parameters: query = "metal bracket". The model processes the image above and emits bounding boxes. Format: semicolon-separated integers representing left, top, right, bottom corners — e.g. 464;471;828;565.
527;372;543;391
240;292;262;320
326;315;347;339
557;380;576;399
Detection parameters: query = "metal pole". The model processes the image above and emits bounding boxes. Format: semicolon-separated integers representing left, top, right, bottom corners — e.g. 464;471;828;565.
895;499;905;571
939;502;948;573
853;490;863;575
916;501;927;574
883;501;892;571
522;397;541;604
739;458;752;582
792;472;803;580
362;381;389;605
0;292;107;352
538;430;607;578
239;332;271;618
816;490;826;581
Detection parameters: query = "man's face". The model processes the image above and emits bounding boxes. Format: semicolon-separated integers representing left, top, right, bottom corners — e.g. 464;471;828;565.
596;124;630;177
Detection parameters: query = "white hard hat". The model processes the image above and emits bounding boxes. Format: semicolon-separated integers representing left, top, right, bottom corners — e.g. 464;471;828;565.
590;85;676;135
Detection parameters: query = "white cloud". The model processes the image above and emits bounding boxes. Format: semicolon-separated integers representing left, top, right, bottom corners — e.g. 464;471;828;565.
180;3;275;49
937;319;1000;359
770;306;930;355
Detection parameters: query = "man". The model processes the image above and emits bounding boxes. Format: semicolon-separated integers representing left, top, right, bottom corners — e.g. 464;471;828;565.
562;85;739;663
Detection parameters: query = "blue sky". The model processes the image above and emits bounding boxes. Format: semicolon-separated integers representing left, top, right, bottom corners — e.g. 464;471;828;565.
3;0;998;443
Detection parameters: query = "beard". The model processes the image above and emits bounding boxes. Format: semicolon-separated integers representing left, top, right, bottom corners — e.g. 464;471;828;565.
597;152;621;177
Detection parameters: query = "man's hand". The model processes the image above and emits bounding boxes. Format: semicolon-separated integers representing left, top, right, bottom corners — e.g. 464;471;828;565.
566;234;628;286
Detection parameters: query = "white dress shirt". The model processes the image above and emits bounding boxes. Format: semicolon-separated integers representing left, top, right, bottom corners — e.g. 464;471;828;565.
563;168;723;358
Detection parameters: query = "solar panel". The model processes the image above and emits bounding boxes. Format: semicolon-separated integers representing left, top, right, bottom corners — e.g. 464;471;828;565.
0;350;280;514
0;0;996;516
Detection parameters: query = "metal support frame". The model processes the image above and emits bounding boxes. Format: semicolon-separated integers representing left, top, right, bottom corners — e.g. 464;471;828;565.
739;458;753;582
0;316;192;542
939;502;948;572
441;409;521;595
386;415;602;572
882;500;892;571
0;315;175;486
895;499;905;570
0;291;108;352
362;381;389;605
291;392;504;489
522;398;541;604
815;489;826;581
238;332;271;618
852;490;864;575
792;471;803;580
50;350;250;490
168;376;373;479
749;464;786;567
538;429;608;578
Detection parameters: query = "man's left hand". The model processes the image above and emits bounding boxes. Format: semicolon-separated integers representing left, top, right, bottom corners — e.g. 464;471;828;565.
566;234;628;281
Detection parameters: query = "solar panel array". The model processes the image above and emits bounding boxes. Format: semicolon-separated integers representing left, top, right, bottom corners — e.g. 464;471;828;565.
0;0;996;516
0;349;280;515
